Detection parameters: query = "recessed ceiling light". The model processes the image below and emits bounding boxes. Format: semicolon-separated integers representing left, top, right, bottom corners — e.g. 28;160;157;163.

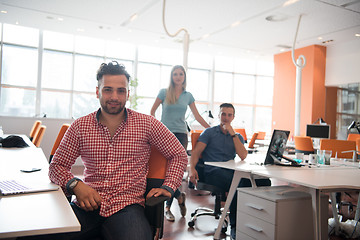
318;37;323;40
201;34;210;39
57;17;64;21
322;39;333;44
265;14;288;22
15;21;19;25
130;14;138;22
231;21;241;28
1;10;7;14
280;49;285;52
355;33;360;37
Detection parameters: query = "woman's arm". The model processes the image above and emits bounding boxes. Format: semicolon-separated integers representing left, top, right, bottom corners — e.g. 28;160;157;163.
150;97;162;117
189;102;211;128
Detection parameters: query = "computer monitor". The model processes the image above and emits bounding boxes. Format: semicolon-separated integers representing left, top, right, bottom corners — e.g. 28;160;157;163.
264;129;300;166
306;124;330;139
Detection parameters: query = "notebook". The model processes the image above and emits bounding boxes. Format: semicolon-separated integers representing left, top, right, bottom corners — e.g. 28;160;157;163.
0;179;59;195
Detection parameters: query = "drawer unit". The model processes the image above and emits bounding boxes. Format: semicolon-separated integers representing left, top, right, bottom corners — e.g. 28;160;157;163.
237;186;328;240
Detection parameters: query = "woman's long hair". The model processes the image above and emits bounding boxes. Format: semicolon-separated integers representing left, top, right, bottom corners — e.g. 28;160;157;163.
165;65;187;104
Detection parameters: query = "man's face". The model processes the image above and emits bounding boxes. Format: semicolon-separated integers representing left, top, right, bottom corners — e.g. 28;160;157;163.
96;74;129;115
219;107;235;125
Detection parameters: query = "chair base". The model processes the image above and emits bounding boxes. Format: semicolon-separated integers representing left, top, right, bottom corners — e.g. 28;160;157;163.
188;207;229;233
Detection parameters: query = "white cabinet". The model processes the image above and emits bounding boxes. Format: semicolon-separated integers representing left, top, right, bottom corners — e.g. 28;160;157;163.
237;186;328;240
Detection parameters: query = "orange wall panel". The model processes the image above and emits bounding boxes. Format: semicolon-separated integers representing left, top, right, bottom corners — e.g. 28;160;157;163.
273;45;327;137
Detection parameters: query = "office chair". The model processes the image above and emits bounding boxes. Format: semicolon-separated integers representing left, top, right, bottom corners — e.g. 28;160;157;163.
320;139;356;158
70;146;169;240
347;133;360;142
49;123;70;163
187;132;229;233
29;120;42;141
294;136;315;154
32;125;46;147
145;146;170;240
234;128;247;143
256;131;266;140
247;132;258;153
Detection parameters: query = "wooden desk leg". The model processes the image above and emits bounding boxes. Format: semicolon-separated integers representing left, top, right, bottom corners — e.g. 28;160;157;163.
310;188;321;240
213;171;242;240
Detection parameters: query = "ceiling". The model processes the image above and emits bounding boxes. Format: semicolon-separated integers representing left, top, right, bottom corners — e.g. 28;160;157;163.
0;0;359;60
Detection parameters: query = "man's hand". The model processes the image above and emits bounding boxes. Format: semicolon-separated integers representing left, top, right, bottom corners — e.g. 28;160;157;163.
73;181;102;211
146;187;171;200
221;123;235;136
189;167;199;187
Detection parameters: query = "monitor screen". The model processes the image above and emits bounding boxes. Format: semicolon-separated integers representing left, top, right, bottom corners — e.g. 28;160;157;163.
264;129;290;165
306;124;330;139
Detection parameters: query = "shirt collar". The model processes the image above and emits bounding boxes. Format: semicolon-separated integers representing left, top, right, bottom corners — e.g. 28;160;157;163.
95;108;128;123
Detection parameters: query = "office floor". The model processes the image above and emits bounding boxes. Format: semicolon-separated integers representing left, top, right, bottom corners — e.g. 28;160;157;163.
72;166;354;240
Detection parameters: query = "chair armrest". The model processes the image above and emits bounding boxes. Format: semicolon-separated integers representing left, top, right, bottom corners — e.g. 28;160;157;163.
145;195;170;207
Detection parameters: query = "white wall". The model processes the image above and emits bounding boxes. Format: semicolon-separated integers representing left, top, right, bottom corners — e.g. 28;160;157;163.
0;116;77;163
325;39;360;86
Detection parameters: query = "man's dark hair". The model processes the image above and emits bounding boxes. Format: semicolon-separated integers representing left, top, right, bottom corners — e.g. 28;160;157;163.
220;103;235;115
96;61;131;83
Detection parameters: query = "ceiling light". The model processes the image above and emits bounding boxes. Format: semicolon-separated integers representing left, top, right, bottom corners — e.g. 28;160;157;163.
231;21;241;28
1;10;7;14
265;14;288;22
355;34;360;37
280;49;286;52
130;14;138;22
283;0;300;7
322;39;333;44
57;17;64;21
201;34;210;39
317;37;323;40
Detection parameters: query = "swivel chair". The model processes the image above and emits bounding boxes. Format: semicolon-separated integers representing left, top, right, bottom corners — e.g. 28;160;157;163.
294;136;315;154
187;132;229;233
29;120;42;141
32;125;46;147
49;123;70;163
234;128;247;143
145;146;170;240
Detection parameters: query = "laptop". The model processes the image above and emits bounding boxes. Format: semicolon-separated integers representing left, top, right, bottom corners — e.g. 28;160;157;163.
264;129;302;167
0;179;59;195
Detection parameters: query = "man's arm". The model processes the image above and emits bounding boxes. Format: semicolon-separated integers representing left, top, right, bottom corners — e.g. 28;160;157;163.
223;123;248;160
189;141;207;186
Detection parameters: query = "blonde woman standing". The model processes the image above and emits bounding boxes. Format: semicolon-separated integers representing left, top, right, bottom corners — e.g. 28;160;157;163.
151;65;210;222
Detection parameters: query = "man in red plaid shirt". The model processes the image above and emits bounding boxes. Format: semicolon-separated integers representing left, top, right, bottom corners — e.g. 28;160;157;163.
43;61;188;240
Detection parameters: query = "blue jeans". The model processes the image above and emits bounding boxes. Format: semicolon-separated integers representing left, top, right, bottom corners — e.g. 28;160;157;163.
166;132;187;207
20;203;152;240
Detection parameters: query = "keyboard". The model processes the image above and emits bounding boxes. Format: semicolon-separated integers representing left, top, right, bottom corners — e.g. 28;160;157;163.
0;180;30;195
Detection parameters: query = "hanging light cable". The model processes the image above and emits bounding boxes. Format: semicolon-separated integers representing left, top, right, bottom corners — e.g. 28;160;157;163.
162;0;190;70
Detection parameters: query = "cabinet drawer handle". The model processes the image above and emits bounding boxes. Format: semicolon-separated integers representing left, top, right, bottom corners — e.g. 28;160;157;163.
245;203;264;211
245;224;263;232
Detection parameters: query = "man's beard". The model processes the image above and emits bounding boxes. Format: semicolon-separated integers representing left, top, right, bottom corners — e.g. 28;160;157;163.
101;100;125;115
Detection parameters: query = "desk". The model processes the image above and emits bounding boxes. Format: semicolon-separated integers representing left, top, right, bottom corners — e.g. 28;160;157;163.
207;154;360;240
0;137;80;238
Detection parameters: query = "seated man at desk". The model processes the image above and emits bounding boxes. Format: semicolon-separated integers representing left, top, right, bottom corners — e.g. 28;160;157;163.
189;103;271;240
26;61;188;240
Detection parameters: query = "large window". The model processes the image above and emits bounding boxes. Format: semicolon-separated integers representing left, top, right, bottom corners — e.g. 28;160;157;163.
0;23;274;136
337;84;360;139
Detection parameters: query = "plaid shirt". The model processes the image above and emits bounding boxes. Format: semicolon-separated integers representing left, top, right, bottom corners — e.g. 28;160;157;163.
49;108;188;217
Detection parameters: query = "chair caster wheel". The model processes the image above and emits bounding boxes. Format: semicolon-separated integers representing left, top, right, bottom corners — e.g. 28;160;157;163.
188;221;195;228
191;213;195;217
221;227;227;233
